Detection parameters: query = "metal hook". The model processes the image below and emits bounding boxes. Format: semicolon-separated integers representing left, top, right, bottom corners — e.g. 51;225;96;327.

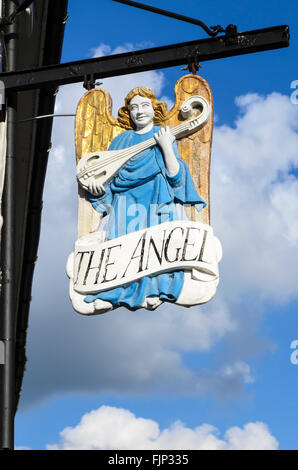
83;74;103;90
83;74;95;90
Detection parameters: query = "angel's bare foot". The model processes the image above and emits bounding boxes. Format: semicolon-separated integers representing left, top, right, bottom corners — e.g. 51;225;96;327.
94;298;113;314
72;293;96;315
71;291;112;315
144;296;163;310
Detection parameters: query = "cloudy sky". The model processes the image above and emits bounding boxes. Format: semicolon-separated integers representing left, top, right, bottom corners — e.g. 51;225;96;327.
14;0;298;450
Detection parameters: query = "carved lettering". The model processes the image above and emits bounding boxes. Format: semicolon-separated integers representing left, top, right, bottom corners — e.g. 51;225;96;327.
145;230;167;270
197;230;208;262
72;221;220;294
94;248;106;284
122;232;147;277
102;244;122;283
181;227;201;262
74;251;88;285
164;227;185;263
83;251;95;285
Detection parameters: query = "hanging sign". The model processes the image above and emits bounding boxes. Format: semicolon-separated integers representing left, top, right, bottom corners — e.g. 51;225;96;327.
67;75;222;314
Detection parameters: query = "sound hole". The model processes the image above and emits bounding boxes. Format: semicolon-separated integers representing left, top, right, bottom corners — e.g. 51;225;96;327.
86;155;99;167
94;171;106;179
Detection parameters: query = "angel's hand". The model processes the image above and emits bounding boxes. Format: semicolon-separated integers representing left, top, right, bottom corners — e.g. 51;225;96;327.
154;126;179;177
86;179;106;197
154;126;175;151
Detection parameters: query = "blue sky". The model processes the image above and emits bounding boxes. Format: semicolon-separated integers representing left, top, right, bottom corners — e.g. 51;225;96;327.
14;0;298;450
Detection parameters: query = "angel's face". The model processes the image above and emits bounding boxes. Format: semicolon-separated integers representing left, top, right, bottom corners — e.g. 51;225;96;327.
129;95;154;131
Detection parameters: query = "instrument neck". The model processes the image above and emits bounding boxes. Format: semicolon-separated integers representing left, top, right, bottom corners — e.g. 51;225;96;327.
127;122;189;155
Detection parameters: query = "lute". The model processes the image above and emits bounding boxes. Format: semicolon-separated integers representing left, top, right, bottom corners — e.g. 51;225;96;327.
77;95;211;191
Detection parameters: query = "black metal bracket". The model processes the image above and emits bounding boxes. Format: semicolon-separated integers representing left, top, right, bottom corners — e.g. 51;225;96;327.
111;1;241;74
113;0;238;38
0;25;289;93
83;74;96;90
183;46;201;74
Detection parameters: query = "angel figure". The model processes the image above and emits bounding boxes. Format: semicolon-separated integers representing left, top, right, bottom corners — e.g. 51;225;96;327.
68;79;221;315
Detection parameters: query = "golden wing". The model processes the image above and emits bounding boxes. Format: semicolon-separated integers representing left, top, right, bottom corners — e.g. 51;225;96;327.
165;75;214;225
75;88;125;238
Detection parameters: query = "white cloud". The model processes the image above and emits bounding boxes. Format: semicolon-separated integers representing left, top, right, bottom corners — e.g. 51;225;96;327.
90;42;156;59
20;46;240;408
212;92;298;302
89;42;166;115
269;178;298;244
21;286;237;406
47;405;278;450
220;361;255;384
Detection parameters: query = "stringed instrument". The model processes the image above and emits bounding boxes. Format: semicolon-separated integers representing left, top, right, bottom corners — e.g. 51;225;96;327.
77;95;211;191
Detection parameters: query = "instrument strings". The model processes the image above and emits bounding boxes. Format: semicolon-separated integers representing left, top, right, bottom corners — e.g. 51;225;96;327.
78;119;196;179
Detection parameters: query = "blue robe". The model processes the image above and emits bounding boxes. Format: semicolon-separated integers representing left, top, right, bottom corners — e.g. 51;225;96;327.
85;126;206;310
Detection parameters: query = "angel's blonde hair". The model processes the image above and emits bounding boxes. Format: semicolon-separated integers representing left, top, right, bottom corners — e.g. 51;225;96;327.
118;87;168;129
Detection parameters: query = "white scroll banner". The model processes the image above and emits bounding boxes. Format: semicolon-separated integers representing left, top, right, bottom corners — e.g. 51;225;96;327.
70;221;222;294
